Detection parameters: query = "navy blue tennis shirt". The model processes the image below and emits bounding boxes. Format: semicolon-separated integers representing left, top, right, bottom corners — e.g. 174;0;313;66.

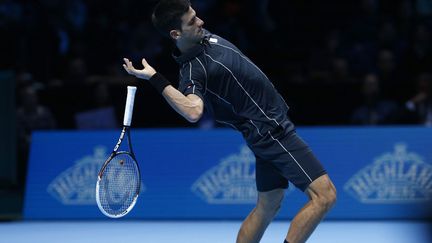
173;30;294;144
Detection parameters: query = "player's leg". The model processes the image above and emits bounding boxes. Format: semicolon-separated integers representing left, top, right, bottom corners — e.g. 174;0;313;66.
237;158;288;243
285;174;336;243
263;130;336;243
236;188;285;243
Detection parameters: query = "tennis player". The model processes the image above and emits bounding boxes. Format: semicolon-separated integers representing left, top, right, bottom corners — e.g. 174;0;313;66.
123;1;336;242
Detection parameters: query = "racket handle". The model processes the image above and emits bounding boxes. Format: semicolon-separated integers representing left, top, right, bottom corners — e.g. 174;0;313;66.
123;86;137;126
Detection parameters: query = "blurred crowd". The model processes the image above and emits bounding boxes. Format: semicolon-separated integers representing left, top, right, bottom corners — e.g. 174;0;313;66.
2;0;432;139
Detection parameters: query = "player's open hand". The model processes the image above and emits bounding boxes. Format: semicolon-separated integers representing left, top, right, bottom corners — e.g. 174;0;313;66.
123;58;157;80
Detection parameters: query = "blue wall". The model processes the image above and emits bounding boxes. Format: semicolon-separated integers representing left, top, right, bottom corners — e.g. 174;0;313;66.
24;127;432;219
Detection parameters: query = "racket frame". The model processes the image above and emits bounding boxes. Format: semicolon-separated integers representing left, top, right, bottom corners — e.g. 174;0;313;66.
96;86;140;218
96;126;141;218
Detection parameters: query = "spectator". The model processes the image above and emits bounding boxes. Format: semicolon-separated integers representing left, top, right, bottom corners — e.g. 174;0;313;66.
377;19;407;57
211;0;250;52
404;73;432;126
328;57;355;83
74;82;118;129
374;48;408;99
376;49;397;82
16;86;57;144
351;73;399;125
63;56;88;85
403;24;432;74
16;85;56;184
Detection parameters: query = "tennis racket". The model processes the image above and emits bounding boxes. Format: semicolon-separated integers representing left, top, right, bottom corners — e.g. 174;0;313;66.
96;86;141;218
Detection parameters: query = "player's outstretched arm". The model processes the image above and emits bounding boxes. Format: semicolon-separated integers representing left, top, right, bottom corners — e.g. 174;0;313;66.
122;58;203;123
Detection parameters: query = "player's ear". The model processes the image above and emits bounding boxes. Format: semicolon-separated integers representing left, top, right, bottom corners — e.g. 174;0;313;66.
169;29;181;40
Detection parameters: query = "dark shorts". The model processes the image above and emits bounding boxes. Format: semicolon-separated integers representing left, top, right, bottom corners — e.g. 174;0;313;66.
250;130;327;192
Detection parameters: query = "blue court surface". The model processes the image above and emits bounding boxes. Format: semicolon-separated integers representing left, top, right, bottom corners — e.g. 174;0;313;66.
0;220;430;243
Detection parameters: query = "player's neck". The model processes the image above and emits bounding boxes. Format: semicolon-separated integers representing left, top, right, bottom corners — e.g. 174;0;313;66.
176;40;200;54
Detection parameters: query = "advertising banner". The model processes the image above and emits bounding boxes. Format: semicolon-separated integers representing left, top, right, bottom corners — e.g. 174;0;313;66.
24;127;432;219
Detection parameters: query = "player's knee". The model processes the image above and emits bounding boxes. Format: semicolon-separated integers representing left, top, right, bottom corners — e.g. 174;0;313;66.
316;181;337;212
324;184;337;210
308;175;337;212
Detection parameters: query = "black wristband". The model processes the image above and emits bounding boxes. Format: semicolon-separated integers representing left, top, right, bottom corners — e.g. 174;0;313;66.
148;73;171;94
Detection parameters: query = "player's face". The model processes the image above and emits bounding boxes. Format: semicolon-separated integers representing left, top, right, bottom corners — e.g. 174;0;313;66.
179;7;205;43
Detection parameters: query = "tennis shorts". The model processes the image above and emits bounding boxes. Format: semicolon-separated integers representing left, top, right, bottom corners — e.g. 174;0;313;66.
248;127;327;192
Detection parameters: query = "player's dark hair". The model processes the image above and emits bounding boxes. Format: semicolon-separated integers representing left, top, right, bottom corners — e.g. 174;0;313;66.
152;0;191;38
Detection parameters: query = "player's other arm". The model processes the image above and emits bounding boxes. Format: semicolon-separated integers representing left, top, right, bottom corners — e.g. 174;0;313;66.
122;58;203;123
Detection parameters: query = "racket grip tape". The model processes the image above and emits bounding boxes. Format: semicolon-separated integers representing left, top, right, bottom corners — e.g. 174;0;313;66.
123;86;137;126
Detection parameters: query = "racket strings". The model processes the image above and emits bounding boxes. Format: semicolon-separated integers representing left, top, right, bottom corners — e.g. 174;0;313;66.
98;153;140;216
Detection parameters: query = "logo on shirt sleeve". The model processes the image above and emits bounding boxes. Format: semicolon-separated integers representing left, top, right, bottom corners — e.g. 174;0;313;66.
209;37;218;43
